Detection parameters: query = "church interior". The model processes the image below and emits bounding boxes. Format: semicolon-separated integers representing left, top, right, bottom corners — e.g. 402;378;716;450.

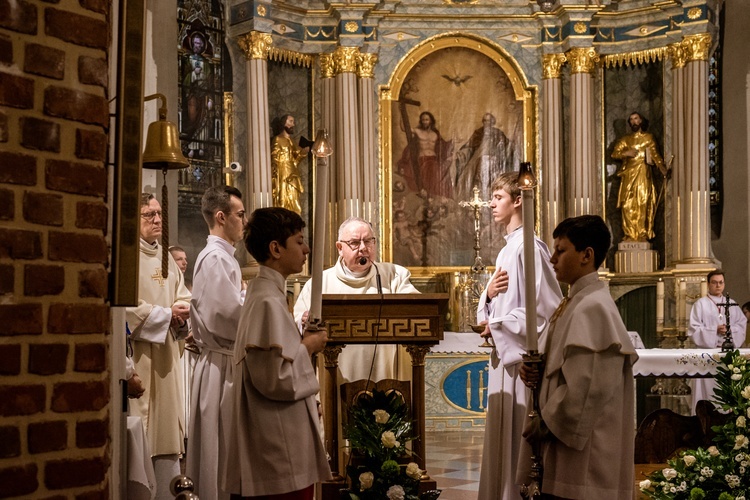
3;0;750;498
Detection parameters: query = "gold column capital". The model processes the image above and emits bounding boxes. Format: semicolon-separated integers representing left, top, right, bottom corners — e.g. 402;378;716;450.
566;47;599;75
238;31;272;60
542;53;567;79
322;345;343;368
669;42;687;70
682;33;712;63
333;46;360;75
319;53;335;78
357;52;378;79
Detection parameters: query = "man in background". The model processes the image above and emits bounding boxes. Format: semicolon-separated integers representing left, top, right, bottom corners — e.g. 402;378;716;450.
126;193;191;500
186;186;246;499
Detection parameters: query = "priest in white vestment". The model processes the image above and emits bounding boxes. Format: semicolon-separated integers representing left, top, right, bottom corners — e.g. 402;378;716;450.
294;217;419;383
688;270;747;414
476;173;562;500
186;186;246;500
126;193;191;500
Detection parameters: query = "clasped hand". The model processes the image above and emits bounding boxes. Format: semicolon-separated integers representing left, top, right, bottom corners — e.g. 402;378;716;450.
170;303;190;328
487;268;509;300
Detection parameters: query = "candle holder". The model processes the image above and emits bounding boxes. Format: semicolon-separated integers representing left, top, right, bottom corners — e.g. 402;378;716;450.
520;350;544;499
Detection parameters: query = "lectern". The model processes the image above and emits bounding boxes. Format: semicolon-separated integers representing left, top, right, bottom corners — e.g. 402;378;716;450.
320;293;449;479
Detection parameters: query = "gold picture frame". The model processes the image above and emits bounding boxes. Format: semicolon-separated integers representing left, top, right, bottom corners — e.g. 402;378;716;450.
379;33;537;275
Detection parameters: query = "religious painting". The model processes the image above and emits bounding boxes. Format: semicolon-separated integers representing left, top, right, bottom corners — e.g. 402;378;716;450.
381;35;535;270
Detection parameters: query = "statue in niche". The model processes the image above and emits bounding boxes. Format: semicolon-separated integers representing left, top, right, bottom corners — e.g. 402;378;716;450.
611;111;669;242
271;114;308;214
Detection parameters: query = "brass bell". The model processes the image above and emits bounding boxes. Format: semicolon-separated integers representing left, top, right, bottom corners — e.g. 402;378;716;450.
142;93;189;170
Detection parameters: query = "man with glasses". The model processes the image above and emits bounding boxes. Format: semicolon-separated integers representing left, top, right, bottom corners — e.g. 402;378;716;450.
294;217;419;383
186;186;247;499
126;193;191;500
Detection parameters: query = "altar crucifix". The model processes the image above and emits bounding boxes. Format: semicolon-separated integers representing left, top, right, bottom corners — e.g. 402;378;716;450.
459;186;490;272
717;292;741;351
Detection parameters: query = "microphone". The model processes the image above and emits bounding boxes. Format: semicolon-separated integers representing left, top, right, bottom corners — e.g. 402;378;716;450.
358;256;367;266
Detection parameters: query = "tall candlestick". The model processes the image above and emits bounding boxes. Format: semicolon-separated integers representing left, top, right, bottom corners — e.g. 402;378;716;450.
678;279;687;332
308;130;332;324
521;188;538;352
656;279;664;335
700;279;708;298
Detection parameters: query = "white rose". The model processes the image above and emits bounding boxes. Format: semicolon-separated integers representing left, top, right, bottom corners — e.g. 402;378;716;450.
742;386;750;399
738;416;747;428
732;374;743;381
359;472;374;490
725;474;740;488
373;409;390;424
734;434;749;450
405;462;422;480
729;364;735;370
700;466;714;477
683;455;696;466
747;407;750;418
381;431;399;449
386;485;405;500
662;468;678;479
708;446;720;456
734;367;742;373
639;479;652;490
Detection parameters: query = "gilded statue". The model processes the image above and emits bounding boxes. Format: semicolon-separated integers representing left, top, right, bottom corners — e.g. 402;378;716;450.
271;115;309;213
611;111;669;242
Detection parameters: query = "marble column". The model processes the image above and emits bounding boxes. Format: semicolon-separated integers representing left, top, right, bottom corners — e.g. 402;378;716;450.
541;53;566;245
238;31;273;210
669;41;687;264
566;47;600;217
357;53;378;225
319;53;338;266
678;33;713;264
333;46;363;222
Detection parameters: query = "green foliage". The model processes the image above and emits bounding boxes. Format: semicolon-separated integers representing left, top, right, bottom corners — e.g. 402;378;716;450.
640;350;750;500
344;389;422;500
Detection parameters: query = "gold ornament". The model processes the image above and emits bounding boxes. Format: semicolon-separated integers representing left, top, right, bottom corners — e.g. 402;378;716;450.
319;53;335;78
574;22;587;34
357;53;378;78
333;46;360;74
238;31;272;60
687;7;702;20
683;33;711;62
566;47;599;74
344;21;358;33
542;53;567;79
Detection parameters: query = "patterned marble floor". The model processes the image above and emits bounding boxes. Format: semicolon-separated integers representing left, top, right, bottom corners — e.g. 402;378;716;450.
425;430;484;500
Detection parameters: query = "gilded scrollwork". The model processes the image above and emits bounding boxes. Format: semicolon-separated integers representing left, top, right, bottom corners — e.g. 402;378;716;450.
542;53;566;79
669;42;687;70
357;52;378;79
333;46;360;74
682;33;711;62
319;53;335;78
238;31;272;60
566;47;599;74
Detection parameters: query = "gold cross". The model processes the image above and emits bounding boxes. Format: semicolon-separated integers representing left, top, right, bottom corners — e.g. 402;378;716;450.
151;268;166;287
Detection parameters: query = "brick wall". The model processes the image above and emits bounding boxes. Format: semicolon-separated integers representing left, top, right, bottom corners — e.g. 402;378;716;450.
0;0;112;497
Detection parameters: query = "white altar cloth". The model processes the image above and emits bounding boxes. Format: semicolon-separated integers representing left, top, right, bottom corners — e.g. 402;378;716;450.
633;349;750;377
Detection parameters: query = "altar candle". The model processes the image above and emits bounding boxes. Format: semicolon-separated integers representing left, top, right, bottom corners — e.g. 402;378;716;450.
521;188;538;352
293;279;301;304
678;279;687;330
656;279;664;333
309;147;330;323
700;279;708;298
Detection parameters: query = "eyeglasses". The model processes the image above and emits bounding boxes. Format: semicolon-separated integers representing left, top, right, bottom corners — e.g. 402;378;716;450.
140;210;162;221
340;237;376;250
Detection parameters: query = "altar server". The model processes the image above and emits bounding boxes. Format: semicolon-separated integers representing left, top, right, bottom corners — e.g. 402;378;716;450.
186;186;246;499
223;207;330;499
476;172;562;500
519;215;637;499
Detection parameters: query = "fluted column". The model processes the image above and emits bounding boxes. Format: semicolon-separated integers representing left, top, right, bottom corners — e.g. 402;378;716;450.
669;42;687;264
566;47;599;217
679;33;713;263
319;54;338;265
333;46;363;222
358;53;378;225
541;53;566;245
239;31;273;210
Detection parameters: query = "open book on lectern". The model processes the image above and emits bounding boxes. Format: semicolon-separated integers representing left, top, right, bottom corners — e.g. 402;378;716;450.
320;293;450;345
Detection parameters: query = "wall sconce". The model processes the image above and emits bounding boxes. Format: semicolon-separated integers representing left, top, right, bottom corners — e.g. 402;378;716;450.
142;93;189;279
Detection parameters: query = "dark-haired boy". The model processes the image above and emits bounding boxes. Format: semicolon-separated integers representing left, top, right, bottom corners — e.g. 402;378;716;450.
519;215;637;499
223;207;330;499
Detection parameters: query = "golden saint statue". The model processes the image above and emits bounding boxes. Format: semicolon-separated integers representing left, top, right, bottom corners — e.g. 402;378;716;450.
611;112;669;242
271;114;309;213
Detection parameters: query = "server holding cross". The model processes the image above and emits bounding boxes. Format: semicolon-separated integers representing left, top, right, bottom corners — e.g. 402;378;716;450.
688;269;747;414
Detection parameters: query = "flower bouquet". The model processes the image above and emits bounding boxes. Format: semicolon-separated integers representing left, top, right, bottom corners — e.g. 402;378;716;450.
342;388;439;500
640;350;750;499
